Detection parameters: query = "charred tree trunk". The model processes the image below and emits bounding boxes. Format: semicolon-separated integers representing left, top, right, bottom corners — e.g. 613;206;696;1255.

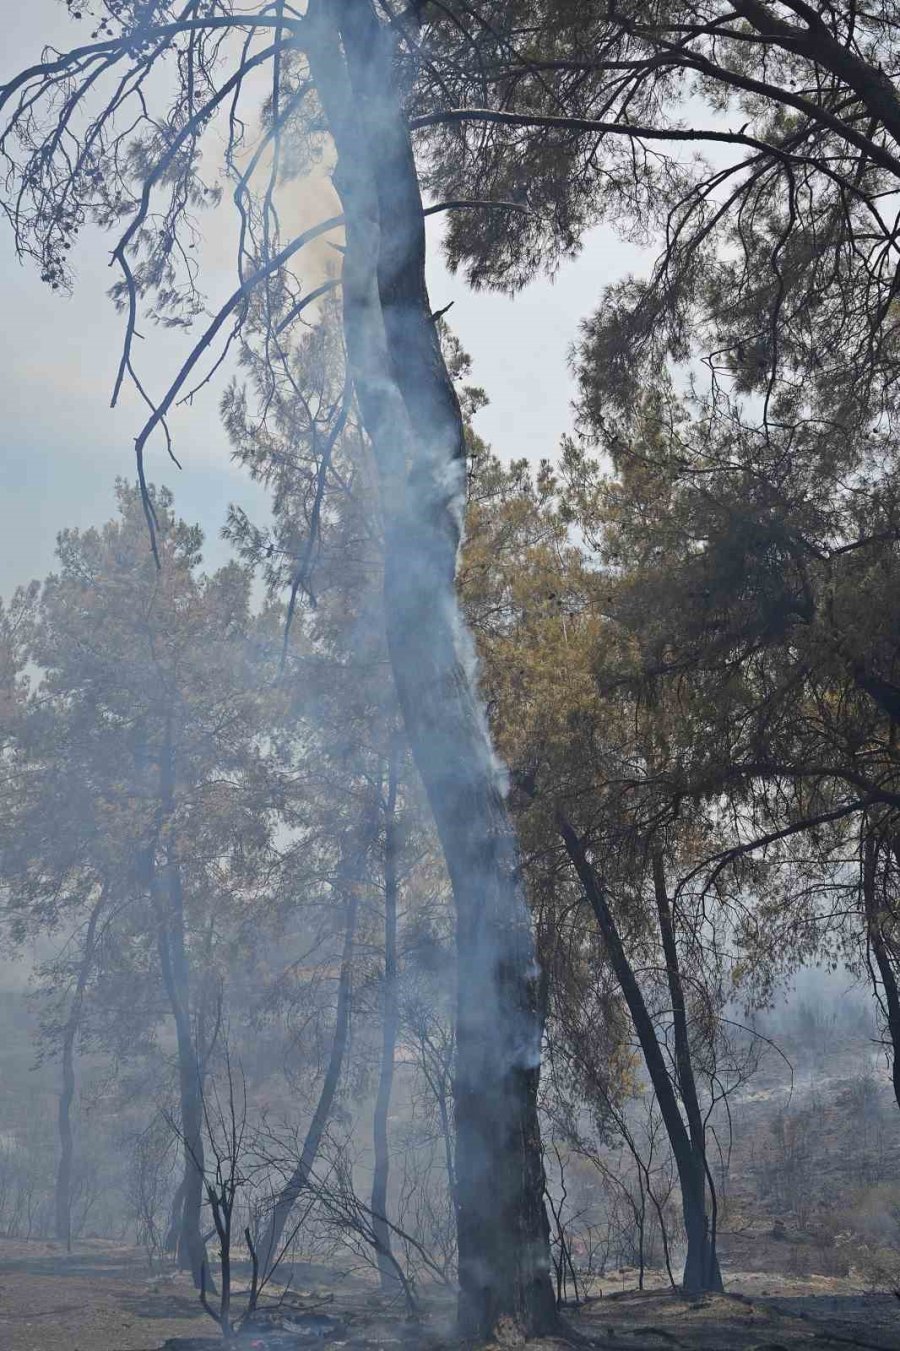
305;3;556;1337
864;832;900;1112
55;893;104;1249
259;876;360;1275
558;817;721;1294
372;742;400;1291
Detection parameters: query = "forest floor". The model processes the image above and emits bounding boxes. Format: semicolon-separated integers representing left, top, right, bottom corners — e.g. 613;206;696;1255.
1;1239;899;1351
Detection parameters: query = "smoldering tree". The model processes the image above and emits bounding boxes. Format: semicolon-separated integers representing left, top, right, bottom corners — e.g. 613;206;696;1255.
8;1;900;1330
0;6;562;1330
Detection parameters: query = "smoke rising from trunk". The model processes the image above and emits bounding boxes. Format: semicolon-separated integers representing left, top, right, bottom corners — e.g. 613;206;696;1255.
304;1;556;1335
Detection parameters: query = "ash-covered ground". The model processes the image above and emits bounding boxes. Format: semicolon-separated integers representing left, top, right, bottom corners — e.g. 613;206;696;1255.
1;1238;899;1351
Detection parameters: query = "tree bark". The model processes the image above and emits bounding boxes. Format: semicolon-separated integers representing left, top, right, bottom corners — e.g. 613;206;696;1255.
864;832;900;1112
259;874;360;1275
55;893;104;1249
305;2;556;1337
372;742;400;1291
154;858;208;1288
558;816;721;1294
164;1178;186;1257
147;715;208;1290
652;852;722;1293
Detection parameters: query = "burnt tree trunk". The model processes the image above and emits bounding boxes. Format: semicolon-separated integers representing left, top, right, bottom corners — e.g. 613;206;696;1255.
558;817;721;1294
372;742;401;1290
55;893;104;1249
305;2;556;1338
259;875;360;1274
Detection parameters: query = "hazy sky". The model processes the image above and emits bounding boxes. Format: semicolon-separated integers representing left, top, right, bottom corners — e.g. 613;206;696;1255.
0;4;646;597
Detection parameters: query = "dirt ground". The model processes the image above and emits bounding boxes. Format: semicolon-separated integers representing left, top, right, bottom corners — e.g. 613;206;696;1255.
0;1238;213;1350
1;1239;899;1351
565;1278;900;1350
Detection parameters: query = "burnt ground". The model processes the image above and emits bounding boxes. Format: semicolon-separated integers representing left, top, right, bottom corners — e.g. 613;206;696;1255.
564;1282;900;1350
0;1239;211;1350
1;1241;899;1351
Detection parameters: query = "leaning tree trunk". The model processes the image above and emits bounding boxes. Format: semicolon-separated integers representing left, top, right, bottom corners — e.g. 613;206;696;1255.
559;817;721;1294
56;892;104;1249
652;852;723;1293
371;742;401;1291
259;875;360;1275
305;2;556;1338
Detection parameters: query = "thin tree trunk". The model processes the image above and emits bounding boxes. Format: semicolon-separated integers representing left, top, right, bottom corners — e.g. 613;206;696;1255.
652;852;722;1293
372;741;401;1291
558;816;721;1294
56;893;104;1249
148;715;208;1291
155;865;208;1289
165;1178;186;1256
418;1029;456;1206
305;2;556;1338
865;833;900;1112
259;875;360;1275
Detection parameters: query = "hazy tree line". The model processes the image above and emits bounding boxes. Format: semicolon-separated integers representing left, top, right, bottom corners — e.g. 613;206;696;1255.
1;1;900;1341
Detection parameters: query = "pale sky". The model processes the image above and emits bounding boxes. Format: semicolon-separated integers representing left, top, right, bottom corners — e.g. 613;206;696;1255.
0;4;646;598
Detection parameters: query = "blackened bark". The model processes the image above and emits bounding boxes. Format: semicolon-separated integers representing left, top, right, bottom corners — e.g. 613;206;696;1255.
372;744;400;1290
259;877;360;1274
55;893;103;1249
558;817;721;1294
305;2;556;1337
864;834;900;1112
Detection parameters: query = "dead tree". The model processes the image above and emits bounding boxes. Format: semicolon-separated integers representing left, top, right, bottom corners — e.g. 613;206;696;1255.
0;6;556;1334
